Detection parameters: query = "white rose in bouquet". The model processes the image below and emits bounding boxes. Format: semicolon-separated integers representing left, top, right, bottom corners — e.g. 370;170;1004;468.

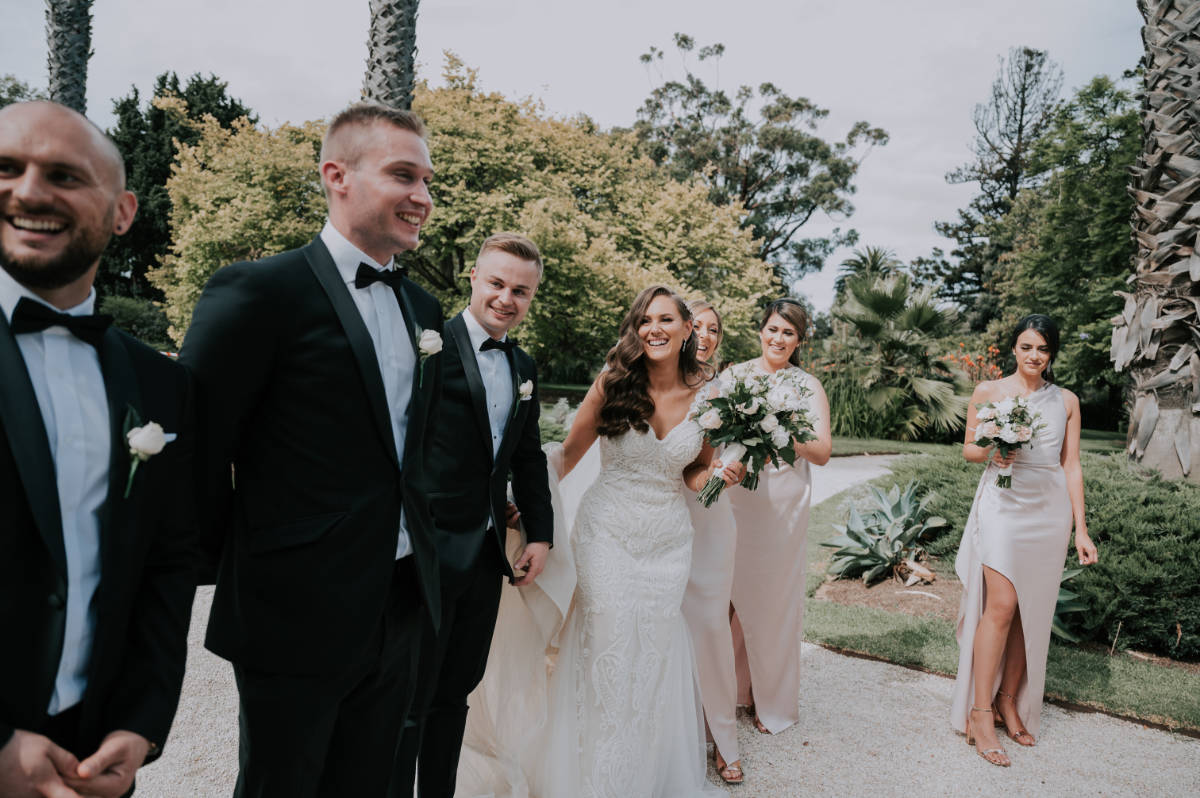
759;414;780;433
766;385;794;409
769;426;791;448
698;409;723;430
1017;425;1033;442
976;420;1001;440
976;405;996;421
993;397;1016;417
999;426;1021;444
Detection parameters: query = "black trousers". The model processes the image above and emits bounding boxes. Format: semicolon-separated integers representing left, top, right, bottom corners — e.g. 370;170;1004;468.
232;557;424;798
390;541;505;798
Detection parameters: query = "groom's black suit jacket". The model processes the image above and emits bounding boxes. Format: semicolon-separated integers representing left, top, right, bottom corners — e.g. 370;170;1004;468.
181;237;442;675
427;313;551;578
0;316;196;757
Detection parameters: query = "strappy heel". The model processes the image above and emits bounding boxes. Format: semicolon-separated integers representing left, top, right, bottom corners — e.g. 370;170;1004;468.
993;690;1036;746
714;750;744;785
967;708;1010;767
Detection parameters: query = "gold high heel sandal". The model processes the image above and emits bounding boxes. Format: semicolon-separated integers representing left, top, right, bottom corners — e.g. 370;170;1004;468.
967;708;1010;767
714;750;744;785
992;691;1036;747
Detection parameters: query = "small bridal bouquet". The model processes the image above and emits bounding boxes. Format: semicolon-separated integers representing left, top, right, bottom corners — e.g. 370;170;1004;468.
973;396;1043;488
691;367;816;507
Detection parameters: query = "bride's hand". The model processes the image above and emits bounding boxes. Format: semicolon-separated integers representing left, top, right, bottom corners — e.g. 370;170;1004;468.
712;458;746;487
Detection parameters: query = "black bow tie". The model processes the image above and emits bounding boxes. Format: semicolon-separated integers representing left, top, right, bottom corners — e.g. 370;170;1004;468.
480;336;516;354
354;262;407;290
9;296;111;348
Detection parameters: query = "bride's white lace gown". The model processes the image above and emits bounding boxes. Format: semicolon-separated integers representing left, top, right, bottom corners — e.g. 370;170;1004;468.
533;419;719;797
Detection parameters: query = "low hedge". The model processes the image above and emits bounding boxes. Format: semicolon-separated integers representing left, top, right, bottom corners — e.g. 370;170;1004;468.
883;450;1200;660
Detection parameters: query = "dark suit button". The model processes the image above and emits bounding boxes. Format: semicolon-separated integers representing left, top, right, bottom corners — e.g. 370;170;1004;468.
48;593;66;610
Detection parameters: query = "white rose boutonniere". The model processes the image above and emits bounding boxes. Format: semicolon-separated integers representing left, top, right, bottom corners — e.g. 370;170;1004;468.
518;379;533;401
123;407;175;498
416;327;443;386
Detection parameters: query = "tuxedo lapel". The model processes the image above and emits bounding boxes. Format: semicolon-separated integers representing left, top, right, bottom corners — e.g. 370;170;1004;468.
0;313;66;577
97;330;141;558
394;280;425;419
450;314;496;466
304;240;401;470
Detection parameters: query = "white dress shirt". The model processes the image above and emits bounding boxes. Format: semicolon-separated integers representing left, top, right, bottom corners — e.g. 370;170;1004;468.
320;221;415;559
461;309;515;459
0;267;109;715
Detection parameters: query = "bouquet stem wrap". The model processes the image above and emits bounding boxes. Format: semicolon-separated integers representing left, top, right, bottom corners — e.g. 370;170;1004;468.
696;442;747;508
995;462;1014;489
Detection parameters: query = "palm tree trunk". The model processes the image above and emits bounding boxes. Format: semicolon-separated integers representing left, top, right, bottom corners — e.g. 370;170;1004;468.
45;0;93;114
1115;0;1200;481
362;0;419;110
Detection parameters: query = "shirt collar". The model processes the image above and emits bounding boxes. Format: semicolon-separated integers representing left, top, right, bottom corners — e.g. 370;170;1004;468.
0;266;96;324
461;308;507;353
320;219;396;287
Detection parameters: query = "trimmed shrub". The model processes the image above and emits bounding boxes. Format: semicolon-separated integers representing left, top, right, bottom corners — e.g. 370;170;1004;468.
100;295;172;352
882;450;1200;660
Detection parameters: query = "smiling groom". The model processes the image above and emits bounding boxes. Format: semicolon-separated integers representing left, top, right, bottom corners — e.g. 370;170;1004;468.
391;233;552;798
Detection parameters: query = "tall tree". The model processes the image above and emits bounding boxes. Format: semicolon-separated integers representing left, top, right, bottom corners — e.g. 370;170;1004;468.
44;0;93;113
1114;0;1200;482
633;33;887;284
101;72;256;299
917;47;1063;331
362;0;419;109
990;75;1139;428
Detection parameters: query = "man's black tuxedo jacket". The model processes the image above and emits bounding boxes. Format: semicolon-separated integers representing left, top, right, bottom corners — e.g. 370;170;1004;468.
426;313;551;578
0;317;196;757
181;237;442;675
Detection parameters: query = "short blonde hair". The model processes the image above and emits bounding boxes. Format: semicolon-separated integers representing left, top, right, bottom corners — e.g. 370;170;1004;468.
320;102;427;167
477;232;543;277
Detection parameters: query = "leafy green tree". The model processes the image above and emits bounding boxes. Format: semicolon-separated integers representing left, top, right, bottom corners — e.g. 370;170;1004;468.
0;75;45;109
101;72;257;299
831;273;965;440
363;0;420;109
152;57;778;382
633;33;887;284
988;76;1139;428
916;47;1063;331
45;0;93;113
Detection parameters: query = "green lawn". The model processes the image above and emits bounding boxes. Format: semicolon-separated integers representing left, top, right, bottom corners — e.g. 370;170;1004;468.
803;472;1200;732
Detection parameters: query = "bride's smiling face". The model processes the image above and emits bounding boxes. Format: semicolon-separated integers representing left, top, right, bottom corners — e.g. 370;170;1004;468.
638;295;690;364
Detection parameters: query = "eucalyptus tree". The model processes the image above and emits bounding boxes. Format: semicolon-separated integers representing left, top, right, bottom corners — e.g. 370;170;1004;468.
44;0;93;114
1114;0;1200;481
362;0;419;109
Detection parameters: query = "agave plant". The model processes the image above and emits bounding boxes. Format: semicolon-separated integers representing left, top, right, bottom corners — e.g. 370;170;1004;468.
1051;567;1087;642
832;272;966;440
822;480;949;585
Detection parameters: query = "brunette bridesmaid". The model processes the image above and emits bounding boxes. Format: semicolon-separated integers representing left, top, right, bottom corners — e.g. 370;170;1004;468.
728;299;831;735
681;300;742;784
950;314;1098;767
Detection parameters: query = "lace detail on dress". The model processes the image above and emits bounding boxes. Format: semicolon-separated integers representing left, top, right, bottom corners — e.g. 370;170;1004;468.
567;419;708;797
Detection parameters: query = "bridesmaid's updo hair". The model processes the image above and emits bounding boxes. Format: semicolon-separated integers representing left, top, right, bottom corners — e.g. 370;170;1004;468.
1008;314;1061;383
598;286;711;438
759;298;809;367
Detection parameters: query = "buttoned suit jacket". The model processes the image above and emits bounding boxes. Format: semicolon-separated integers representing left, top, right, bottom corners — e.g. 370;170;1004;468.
181;237;442;675
425;313;551;580
0;314;196;759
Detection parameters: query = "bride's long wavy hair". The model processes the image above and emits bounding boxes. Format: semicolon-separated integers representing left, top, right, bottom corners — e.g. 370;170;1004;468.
597;286;712;437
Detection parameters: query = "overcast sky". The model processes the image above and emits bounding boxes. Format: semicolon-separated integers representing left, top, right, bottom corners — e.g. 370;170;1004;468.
2;0;1143;311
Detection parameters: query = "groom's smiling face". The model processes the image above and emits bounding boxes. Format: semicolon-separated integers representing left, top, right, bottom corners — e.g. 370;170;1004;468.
469;249;540;339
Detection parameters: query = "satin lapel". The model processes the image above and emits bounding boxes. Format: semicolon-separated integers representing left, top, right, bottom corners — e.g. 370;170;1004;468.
0;313;66;576
493;350;524;470
449;314;496;466
97;330;141;566
304;240;401;470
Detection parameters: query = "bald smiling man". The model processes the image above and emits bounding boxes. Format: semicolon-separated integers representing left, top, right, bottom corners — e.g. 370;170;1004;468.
0;101;197;798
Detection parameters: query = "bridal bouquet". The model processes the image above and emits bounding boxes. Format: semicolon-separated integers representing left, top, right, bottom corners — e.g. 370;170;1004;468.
973;396;1043;488
691;367;816;507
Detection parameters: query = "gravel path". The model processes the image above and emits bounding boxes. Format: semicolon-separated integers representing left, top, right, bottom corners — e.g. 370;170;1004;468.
136;455;1200;797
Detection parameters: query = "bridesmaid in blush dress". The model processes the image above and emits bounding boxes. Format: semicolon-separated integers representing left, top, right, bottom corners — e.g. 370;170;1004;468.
728;298;831;736
681;299;742;784
950;314;1098;767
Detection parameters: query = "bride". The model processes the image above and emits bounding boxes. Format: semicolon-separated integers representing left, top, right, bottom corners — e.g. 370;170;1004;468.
456;285;740;798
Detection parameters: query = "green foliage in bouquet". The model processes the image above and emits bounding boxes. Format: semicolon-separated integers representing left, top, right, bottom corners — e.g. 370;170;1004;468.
822;480;949;585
